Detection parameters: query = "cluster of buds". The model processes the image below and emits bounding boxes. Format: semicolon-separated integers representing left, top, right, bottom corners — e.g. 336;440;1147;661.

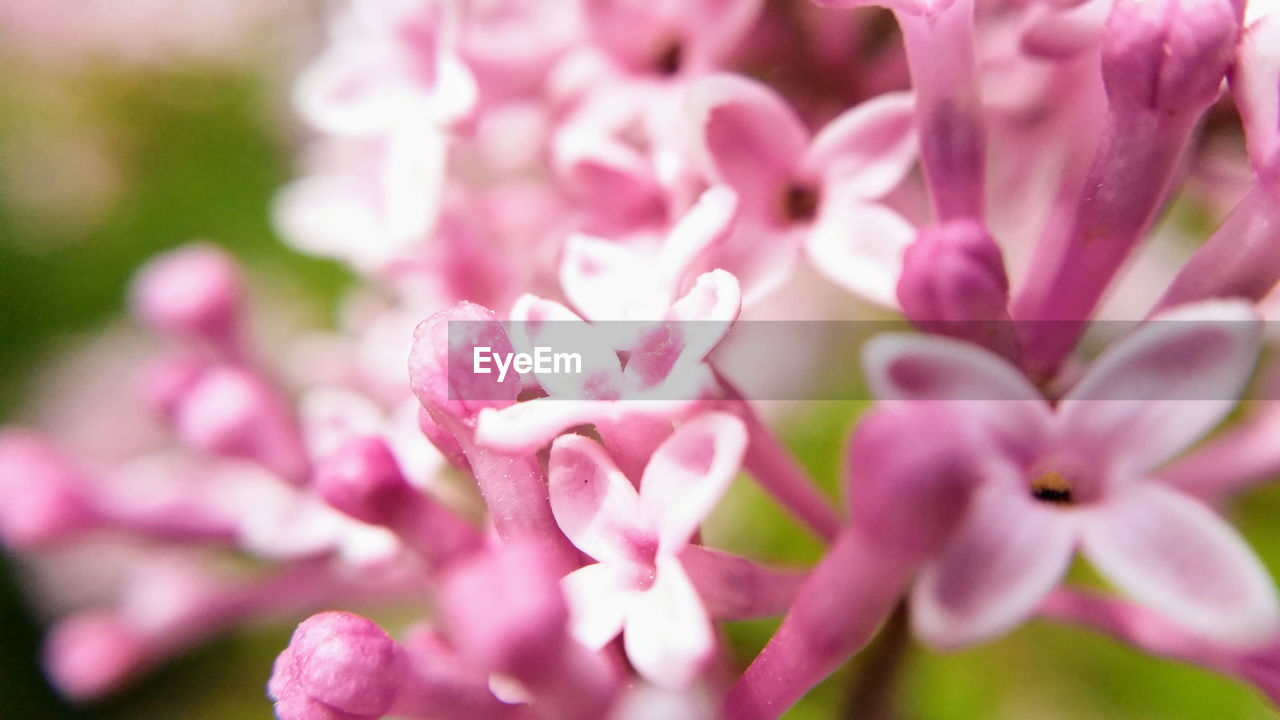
6;0;1280;718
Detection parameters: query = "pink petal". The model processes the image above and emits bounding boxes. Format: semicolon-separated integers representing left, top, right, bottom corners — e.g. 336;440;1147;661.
913;483;1078;648
702;218;803;306
548;434;649;563
507;294;624;399
552;132;663;223
658;185;740;290
687;74;808;213
474;400;614;455
802;91;917;200
1080;483;1280;646
640;412;747;551
862;334;1052;456
630;270;741;374
674;0;764;70
805;201;915;307
1235;16;1280;169
559;234;663;322
1058;300;1261;472
623;556;715;688
293;44;409;135
562;562;637;649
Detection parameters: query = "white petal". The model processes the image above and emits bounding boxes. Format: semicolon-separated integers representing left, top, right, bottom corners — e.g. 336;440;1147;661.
624;557;716;688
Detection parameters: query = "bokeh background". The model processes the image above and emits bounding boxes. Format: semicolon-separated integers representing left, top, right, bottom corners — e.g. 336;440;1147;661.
2;2;1280;718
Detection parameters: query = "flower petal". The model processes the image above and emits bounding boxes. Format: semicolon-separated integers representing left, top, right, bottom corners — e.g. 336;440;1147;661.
560;234;664;322
863;332;1051;455
507;294;624;399
381;121;446;242
1080;483;1280;646
562;562;637;649
802;92;917;200
805;201;914;307
548;434;648;563
1058;300;1261;472
293;43;409;135
686;74;808;213
912;483;1078;648
624;557;715;688
659;185;740;290
474;400;613;455
640;412;747;551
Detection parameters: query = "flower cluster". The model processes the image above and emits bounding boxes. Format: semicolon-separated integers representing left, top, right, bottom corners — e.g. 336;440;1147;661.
5;0;1280;718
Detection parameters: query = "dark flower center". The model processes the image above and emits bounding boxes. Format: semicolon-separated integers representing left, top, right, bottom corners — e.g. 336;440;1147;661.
781;183;820;223
654;40;683;77
1029;470;1075;505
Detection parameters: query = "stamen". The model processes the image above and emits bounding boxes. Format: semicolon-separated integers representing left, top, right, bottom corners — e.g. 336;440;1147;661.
1030;470;1074;505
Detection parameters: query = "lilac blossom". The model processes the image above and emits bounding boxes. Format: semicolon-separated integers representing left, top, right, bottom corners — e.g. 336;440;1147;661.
7;0;1280;718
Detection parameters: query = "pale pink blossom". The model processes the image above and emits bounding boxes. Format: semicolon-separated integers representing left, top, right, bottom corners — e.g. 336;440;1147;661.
548;412;747;688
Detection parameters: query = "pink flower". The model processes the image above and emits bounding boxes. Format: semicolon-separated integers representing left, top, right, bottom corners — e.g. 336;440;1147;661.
548;411;747;688
686;74;917;304
864;300;1279;647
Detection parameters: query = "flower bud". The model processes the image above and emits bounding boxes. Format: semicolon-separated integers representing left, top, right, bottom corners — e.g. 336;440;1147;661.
268;612;407;720
408;302;521;424
44;612;147;701
174;367;309;483
130;243;242;347
439;541;569;676
897;220;1019;360
0;432;97;548
1101;0;1241;112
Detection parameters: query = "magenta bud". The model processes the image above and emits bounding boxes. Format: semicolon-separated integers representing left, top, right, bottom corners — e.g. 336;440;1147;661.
408;302;521;424
44;612;147;701
314;437;413;526
130;243;243;346
439;540;569;675
269;612;407;720
846;404;982;561
0;431;97;548
1101;0;1241;112
897;220;1019;360
174;367;308;483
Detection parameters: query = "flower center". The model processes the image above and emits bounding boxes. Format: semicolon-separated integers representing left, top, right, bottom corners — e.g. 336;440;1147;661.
1029;470;1075;506
781;183;820;223
654;40;683;77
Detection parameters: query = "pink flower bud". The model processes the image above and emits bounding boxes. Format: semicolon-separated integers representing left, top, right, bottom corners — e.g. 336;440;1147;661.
314;436;482;569
174;367;309;483
408;302;521;424
439;540;569;675
313;436;413;526
268;612;408;720
897;220;1019;361
130;243;243;347
44;612;147;701
0;431;98;548
1101;0;1241;112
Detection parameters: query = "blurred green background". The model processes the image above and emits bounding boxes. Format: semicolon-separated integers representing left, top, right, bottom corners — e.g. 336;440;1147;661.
1;20;1280;720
